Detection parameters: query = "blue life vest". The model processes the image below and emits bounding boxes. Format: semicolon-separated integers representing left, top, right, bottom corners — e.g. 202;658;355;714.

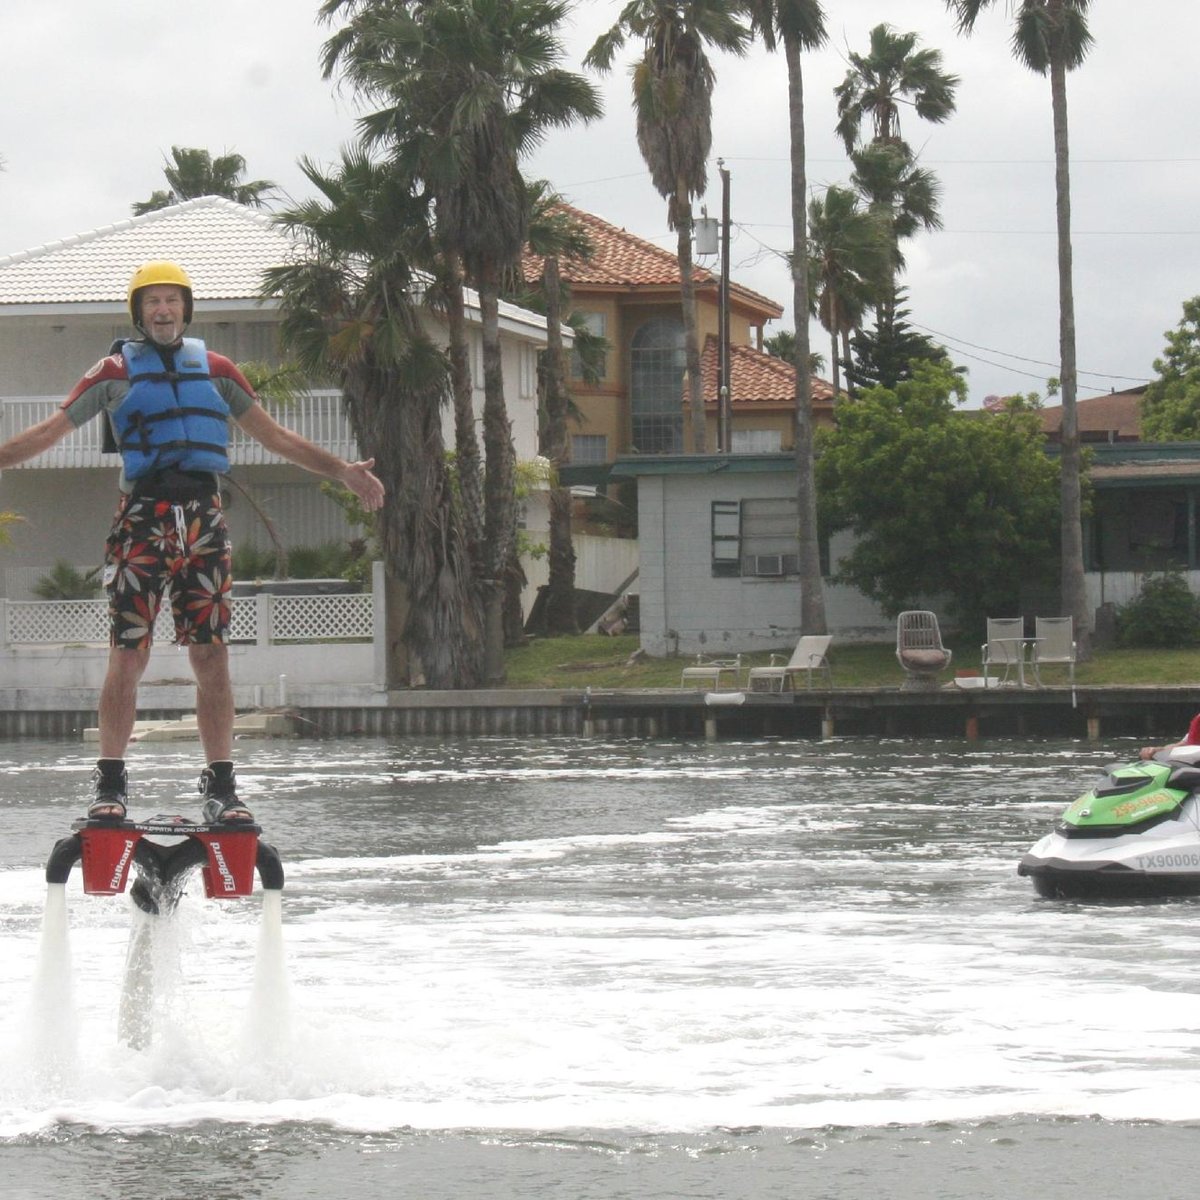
113;338;230;479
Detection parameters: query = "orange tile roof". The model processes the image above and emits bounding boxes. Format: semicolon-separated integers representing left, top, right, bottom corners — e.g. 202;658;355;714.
696;335;834;408
522;203;783;319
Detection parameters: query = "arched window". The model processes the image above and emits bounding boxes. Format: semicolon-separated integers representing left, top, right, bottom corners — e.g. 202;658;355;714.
630;317;684;454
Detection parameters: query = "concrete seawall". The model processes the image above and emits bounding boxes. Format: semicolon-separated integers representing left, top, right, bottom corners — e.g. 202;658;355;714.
2;684;1199;742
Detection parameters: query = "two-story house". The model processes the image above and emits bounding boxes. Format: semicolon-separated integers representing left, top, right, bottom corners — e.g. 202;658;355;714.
522;204;834;467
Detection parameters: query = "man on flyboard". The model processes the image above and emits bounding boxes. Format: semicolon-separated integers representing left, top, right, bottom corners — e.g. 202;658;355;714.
0;261;384;825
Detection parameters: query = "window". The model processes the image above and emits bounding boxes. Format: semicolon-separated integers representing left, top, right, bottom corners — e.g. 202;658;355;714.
571;434;609;465
712;501;741;577
741;498;800;576
710;497;801;578
571;311;608;381
519;344;538;399
630;317;685;454
731;428;782;454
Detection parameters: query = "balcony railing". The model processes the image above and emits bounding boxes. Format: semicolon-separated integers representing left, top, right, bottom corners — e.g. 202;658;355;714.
0;390;358;469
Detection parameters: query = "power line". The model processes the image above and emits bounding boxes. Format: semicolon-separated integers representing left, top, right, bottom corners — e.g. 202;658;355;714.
738;220;1200;237
909;321;1152;385
720;155;1200;166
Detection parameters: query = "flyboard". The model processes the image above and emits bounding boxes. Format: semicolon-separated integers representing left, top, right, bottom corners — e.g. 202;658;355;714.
46;813;284;912
43;813;284;1047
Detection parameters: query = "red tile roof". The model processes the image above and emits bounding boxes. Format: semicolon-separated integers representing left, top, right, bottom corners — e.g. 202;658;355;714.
697;336;834;408
523;203;783;319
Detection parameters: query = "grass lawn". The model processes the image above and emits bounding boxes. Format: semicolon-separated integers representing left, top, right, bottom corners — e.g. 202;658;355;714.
502;633;1200;690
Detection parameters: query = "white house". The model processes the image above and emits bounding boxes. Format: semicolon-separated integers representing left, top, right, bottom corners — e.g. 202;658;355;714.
0;195;552;602
610;454;898;656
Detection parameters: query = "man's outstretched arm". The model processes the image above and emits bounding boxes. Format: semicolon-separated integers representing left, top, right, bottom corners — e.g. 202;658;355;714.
0;409;75;469
235;403;385;511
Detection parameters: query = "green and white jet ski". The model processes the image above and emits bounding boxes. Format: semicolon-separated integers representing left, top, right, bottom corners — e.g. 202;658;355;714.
1019;746;1200;898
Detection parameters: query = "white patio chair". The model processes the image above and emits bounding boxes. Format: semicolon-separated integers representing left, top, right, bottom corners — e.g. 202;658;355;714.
981;617;1027;687
1030;617;1077;691
747;635;833;691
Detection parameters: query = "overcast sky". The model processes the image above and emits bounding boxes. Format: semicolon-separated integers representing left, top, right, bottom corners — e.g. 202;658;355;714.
2;2;1196;405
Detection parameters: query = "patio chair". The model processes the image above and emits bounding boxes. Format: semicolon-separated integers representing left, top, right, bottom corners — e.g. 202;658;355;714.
680;653;742;691
747;635;833;692
895;611;953;691
981;617;1028;688
1029;617;1077;691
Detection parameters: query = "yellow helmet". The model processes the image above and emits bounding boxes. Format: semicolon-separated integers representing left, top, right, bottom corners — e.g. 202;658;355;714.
127;260;194;326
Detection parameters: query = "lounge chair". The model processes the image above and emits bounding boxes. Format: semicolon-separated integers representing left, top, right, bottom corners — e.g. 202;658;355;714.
747;635;833;691
981;617;1027;688
895;610;953;691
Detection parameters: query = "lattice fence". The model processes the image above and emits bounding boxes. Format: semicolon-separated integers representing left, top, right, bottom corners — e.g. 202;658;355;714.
3;592;372;646
269;593;374;641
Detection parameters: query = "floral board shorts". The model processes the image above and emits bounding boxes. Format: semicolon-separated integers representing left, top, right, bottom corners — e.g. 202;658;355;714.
102;492;232;649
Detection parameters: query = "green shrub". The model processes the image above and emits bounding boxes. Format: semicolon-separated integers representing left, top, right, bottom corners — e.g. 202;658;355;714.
231;544;277;580
33;561;102;600
287;541;357;579
1115;571;1200;647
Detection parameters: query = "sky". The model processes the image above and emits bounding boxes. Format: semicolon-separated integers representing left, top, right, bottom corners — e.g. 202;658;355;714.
1;2;1197;406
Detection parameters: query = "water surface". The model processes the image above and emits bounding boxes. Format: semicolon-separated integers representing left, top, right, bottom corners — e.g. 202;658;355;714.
1;735;1195;1198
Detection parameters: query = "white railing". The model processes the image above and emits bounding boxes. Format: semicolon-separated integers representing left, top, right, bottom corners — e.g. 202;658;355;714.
1;590;373;647
0;390;358;469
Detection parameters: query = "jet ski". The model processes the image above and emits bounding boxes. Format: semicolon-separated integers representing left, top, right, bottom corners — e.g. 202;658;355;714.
46;811;284;914
1018;745;1200;899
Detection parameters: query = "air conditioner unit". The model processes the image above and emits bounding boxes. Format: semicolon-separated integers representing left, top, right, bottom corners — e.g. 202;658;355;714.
753;554;784;577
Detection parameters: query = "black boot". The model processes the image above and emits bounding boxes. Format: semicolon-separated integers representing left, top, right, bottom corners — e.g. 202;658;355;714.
88;758;128;822
198;760;253;824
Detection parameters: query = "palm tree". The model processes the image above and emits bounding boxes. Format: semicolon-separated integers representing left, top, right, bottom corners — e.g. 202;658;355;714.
849;140;944;336
132;146;276;214
946;0;1094;657
764;330;825;375
740;0;829;636
320;1;485;572
265;151;484;689
836;27;956;342
520;184;596;636
323;0;600;681
587;2;750;456
834;24;958;154
806;185;892;396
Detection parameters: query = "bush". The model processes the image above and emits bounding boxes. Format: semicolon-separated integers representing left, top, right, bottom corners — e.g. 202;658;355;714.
231;540;369;586
33;561;102;600
231;544;277;580
1115;571;1200;647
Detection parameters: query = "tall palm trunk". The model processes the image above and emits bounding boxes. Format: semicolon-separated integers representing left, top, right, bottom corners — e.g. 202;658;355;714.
540;255;579;633
785;34;827;636
1050;53;1090;657
479;280;517;681
443;258;485;570
343;364;483;690
829;321;840;396
675;187;706;454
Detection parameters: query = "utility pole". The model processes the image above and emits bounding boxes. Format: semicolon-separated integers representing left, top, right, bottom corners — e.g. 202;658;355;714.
718;160;732;453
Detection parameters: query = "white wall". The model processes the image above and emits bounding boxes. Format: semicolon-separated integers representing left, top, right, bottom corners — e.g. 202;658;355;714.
636;470;905;656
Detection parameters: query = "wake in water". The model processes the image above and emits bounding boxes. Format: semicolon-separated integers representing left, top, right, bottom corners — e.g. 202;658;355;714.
6;737;1200;1142
1;814;293;1137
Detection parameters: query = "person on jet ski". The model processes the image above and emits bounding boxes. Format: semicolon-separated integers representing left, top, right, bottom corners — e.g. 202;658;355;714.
0;261;385;825
1139;712;1200;759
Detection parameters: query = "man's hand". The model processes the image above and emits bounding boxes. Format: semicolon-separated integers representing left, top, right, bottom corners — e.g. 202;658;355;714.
341;458;385;511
